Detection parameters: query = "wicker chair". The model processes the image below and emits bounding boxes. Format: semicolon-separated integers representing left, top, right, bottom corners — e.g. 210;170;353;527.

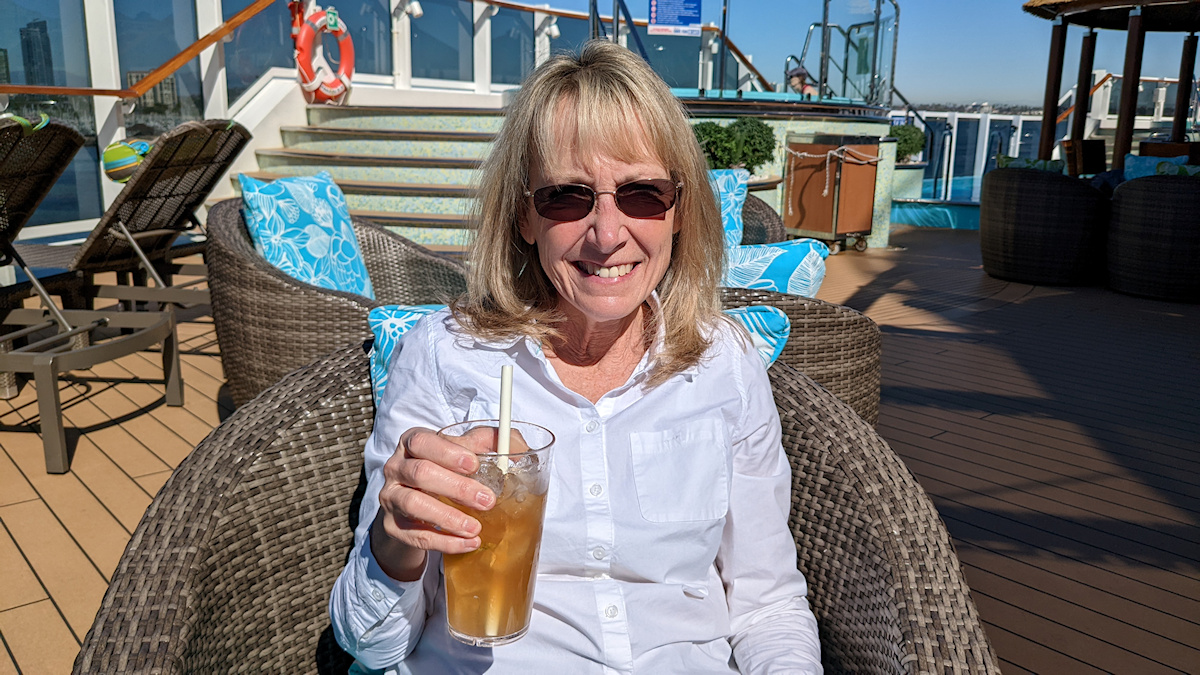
205;198;469;407
740;193;787;244
721;287;880;424
979;168;1108;285
1107;175;1200;302
74;344;1000;675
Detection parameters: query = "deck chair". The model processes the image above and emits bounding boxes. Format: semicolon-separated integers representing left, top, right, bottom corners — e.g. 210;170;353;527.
12;119;252;309
0;118;182;473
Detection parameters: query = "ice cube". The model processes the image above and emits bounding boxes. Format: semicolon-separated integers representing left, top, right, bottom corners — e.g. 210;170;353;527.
474;460;505;496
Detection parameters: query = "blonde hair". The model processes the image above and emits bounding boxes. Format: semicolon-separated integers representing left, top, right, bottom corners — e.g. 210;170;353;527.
453;40;726;386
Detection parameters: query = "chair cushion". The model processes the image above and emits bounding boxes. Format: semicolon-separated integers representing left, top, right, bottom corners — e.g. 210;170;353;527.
368;305;444;407
366;303;791;407
1123;153;1187;180
709;168;750;247
239;171;375;299
995;154;1066;174
722;238;830;298
1154;162;1200;177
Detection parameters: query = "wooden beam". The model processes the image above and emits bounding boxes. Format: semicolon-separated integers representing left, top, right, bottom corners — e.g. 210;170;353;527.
1172;34;1197;142
1072;30;1097;141
1039;19;1068;160
1113;8;1145;171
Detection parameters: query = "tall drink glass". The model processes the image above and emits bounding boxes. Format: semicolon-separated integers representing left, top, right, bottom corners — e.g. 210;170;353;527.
437;419;554;646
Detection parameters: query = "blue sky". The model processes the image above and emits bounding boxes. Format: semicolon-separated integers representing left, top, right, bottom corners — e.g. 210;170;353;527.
556;0;1193;105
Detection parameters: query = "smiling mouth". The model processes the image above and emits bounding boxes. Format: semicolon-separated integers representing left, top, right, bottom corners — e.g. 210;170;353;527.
575;261;637;278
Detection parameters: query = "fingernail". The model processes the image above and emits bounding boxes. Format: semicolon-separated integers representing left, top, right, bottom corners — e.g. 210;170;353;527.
459;455;475;473
464;537;481;551
476;490;494;508
463;518;480;535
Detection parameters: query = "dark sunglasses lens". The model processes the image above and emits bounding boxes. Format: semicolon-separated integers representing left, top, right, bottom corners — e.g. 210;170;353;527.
614;180;677;217
533;184;594;220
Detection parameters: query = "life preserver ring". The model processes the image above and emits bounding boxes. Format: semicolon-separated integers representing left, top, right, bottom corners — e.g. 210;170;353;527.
295;8;354;105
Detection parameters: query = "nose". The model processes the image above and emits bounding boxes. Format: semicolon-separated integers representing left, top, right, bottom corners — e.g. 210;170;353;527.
587;191;627;251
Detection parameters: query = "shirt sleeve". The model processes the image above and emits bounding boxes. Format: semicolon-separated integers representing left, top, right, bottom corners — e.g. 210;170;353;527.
328;315;457;669
717;339;823;675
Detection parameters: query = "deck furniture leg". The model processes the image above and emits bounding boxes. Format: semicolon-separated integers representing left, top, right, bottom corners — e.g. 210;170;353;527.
33;357;68;474
163;320;183;407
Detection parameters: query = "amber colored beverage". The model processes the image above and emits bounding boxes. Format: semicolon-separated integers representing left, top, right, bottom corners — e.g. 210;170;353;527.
437;420;554;646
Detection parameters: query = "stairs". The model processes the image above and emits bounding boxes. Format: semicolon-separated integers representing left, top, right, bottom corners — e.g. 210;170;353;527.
239;105;504;254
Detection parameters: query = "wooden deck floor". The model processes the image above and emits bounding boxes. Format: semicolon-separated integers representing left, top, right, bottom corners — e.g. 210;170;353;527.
0;230;1197;673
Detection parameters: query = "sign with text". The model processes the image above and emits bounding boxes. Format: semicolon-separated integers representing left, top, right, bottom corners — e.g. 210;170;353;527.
648;0;701;36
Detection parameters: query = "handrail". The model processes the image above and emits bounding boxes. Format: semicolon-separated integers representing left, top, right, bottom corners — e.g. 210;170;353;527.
1055;72;1114;124
0;0;273;99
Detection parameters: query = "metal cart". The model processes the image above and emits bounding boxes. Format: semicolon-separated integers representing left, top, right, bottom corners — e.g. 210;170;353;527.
781;134;880;253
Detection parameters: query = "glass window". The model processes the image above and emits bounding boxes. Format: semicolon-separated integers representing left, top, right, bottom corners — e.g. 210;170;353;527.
412;0;473;82
952;118;979;201
0;0;102;224
223;0;292;104
114;0;202;137
339;0;392;76
1017;119;1040;159
491;8;533;85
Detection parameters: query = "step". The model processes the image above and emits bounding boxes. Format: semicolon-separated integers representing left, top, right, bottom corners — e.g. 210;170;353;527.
256;148;481;169
239;172;475;198
254;151;479;184
307;105;505;133
280;126;494;159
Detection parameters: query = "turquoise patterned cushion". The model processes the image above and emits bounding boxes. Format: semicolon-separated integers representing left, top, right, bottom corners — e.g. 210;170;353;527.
724;305;790;369
996;154;1066;173
1123;153;1187;180
1154;161;1200;176
722;238;830;297
709;168;750;247
368;305;444;408
239;171;375;299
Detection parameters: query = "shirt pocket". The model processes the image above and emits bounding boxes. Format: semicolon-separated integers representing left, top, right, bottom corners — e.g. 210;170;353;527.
629;418;731;523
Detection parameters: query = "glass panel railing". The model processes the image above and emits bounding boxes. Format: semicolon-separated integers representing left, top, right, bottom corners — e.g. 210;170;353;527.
412;0;473;82
222;0;293;103
875;13;896;106
115;0;203;137
1163;82;1179;118
632;25;699;88
951;117;978;200
550;16;591;56
0;0;102;223
1017;119;1040;158
491;7;534;85
330;0;394;75
983;119;1014;173
1137;81;1156;116
824;0;877;102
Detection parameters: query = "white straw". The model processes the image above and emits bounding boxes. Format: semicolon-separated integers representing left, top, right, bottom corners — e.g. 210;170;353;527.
496;365;513;470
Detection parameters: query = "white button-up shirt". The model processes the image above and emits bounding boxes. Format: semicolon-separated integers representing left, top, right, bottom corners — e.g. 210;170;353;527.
329;308;822;674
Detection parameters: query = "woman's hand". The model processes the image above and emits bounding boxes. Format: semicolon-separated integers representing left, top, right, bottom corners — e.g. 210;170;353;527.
370;427;497;582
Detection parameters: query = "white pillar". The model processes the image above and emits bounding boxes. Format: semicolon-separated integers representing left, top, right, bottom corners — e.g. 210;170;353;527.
196;0;229;117
699;28;716;91
534;9;556;66
972;113;989;202
391;0;413;89
473;1;495;94
82;0;124;207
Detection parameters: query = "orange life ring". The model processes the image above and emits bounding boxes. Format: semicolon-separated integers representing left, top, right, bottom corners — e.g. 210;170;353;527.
294;9;354;105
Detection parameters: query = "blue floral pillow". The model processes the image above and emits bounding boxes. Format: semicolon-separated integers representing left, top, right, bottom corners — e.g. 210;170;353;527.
995;154;1066;174
1153;161;1200;176
239;171;375;299
1123;153;1187;180
368;305;444;408
723;238;830;297
709;168;750;247
724;305;790;369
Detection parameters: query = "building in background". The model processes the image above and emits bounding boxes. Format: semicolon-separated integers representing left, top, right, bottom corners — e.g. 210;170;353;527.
126;70;180;110
20;20;54;86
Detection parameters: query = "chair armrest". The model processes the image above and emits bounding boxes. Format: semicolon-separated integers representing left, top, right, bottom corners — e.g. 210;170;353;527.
769;364;1000;674
722;287;880;424
351;217;468;306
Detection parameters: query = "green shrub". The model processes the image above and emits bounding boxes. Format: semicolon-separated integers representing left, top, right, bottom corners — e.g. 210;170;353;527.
887;123;926;162
692;118;777;174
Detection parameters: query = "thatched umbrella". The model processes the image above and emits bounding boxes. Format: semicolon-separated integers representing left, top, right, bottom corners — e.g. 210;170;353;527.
1022;0;1200;169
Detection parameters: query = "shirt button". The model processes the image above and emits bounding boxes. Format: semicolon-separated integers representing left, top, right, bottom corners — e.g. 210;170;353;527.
591;546;606;560
604;605;619;619
585;420;599;433
371;588;384;601
589;483;603;497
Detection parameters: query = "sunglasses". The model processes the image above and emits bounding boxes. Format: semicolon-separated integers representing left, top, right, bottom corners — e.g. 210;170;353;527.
524;179;683;221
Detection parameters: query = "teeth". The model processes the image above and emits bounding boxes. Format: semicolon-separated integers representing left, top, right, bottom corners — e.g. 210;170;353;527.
579;262;635;278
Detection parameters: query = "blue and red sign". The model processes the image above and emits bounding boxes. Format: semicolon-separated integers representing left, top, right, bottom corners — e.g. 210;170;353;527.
648;0;701;37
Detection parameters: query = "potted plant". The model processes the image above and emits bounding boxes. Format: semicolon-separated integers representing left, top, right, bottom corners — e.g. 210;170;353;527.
693;117;777;177
886;123;928;199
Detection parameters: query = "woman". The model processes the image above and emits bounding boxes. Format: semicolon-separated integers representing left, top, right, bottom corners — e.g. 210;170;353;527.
329;41;822;674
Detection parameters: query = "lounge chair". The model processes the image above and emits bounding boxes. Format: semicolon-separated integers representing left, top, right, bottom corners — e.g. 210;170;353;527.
741;193;787;244
0;118;182;473
11;119;252;308
74;343;999;673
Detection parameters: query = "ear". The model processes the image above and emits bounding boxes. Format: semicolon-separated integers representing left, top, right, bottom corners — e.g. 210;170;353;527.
518;210;537;245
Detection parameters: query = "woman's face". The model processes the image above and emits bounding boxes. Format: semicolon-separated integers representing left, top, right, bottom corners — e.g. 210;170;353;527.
520;142;679;329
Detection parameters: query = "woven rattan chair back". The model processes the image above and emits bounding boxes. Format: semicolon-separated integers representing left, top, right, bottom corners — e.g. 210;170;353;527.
1108;175;1200;302
740;193;787;244
0;118;85;248
68;119;251;272
76;344;998;674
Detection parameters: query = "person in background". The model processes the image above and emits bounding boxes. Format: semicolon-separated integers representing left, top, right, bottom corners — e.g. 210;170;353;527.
788;66;820;98
329;39;823;674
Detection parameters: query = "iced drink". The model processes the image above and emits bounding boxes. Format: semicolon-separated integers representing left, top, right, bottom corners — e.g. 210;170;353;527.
437;420;554;646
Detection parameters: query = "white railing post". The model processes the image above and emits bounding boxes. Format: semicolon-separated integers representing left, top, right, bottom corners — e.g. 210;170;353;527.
392;0;414;89
972;113;989;202
196;0;229;118
82;0;124;207
473;1;495;94
534;7;556;66
699;27;716;90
